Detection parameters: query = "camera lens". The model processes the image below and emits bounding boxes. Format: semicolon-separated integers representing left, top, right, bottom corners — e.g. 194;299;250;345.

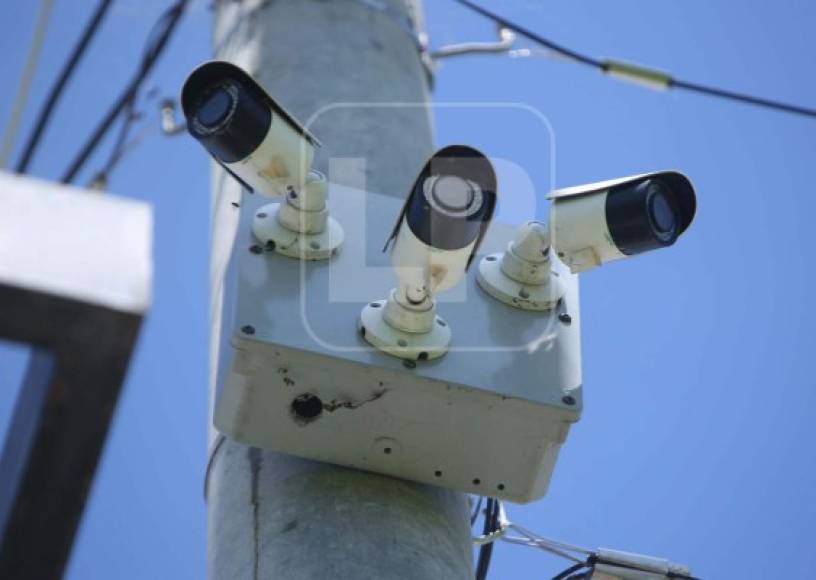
183;64;272;164
605;178;680;255
648;188;676;235
196;84;234;130
431;175;475;212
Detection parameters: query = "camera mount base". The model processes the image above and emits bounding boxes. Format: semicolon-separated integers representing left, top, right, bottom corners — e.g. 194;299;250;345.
477;252;564;311
359;300;451;361
252;202;343;261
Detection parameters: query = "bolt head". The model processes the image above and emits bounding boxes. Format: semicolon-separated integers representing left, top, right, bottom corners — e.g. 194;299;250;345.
562;395;576;406
241;325;256;335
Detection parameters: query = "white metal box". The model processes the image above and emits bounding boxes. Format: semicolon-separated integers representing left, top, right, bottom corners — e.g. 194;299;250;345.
214;184;582;503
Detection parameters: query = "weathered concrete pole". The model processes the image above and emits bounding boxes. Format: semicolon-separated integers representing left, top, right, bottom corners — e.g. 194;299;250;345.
206;1;473;578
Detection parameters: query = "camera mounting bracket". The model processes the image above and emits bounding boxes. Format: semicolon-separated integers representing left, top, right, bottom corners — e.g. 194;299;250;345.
477;221;564;311
477;252;564;311
359;292;451;361
251;171;344;260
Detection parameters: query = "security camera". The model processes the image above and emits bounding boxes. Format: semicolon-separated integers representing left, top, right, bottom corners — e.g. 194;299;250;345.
359;145;497;360
180;61;342;260
181;60;319;195
548;171;696;273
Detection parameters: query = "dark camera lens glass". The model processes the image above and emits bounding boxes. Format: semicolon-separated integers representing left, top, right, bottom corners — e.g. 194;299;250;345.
649;188;676;234
605;178;680;255
431;175;474;211
184;71;270;163
196;84;234;129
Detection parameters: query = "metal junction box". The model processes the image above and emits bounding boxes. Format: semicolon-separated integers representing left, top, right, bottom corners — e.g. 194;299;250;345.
214;184;582;503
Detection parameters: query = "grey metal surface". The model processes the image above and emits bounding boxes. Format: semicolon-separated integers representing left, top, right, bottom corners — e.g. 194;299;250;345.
232;185;582;407
214;184;581;503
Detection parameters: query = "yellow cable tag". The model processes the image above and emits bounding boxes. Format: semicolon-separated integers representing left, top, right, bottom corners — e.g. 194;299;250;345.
602;59;673;90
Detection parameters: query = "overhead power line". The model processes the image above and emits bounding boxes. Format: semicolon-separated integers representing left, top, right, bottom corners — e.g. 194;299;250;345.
87;91;140;190
14;0;115;174
452;0;816;119
60;0;190;184
670;78;816;118
87;92;184;190
0;0;55;168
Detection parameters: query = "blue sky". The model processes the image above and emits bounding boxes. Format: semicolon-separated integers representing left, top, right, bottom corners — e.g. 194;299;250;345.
2;1;815;578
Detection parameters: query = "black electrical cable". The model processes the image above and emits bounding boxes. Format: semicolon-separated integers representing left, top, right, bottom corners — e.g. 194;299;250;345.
670;78;816;118
453;0;602;68
551;561;590;580
88;91;139;188
59;0;189;184
15;0;114;173
470;496;484;525
475;498;499;580
452;0;816;119
552;553;703;580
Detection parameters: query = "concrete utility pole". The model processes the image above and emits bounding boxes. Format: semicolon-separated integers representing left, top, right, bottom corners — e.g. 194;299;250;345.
206;1;473;579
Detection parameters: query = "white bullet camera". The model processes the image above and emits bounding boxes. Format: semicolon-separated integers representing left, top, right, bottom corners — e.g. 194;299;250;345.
548;171;696;273
359;145;497;360
181;61;342;260
181;60;319;195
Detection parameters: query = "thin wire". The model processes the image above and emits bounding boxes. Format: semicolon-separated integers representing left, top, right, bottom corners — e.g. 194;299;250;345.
0;0;55;167
88;94;189;184
551;561;591;580
470;496;484;525
509;523;593;555
472;500;509;545
475;498;499;580
60;0;190;184
501;535;584;563
204;433;227;500
14;0;114;173
452;0;816;119
670;78;816;118
88;96;142;188
452;0;601;68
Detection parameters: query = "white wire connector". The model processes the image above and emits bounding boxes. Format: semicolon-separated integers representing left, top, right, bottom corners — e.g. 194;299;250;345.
475;501;696;579
591;548;692;579
431;26;515;59
471;500;509;545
